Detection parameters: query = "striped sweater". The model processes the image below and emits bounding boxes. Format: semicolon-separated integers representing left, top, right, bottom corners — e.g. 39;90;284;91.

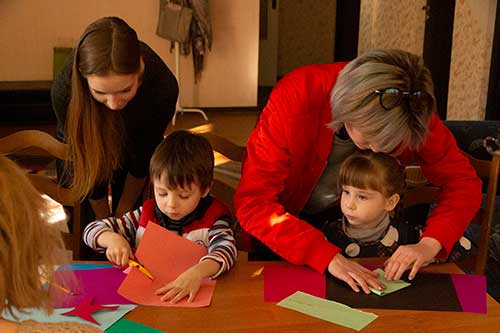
83;196;237;278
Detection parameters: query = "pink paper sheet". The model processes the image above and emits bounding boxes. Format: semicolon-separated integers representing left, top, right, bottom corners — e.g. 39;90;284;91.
264;265;326;302
118;223;216;307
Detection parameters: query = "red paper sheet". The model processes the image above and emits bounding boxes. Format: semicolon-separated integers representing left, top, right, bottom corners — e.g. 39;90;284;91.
118;223;216;307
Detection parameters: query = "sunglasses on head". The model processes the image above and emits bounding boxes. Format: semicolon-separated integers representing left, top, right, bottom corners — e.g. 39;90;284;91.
374;88;427;111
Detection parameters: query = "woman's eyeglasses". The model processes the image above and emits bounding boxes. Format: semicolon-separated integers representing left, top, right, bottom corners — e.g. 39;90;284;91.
374;88;427;110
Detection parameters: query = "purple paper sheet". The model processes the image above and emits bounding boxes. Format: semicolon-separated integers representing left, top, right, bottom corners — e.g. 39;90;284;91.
51;268;134;308
451;274;487;314
264;265;326;302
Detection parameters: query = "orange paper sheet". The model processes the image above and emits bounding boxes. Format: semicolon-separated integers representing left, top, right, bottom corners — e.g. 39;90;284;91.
117;223;216;307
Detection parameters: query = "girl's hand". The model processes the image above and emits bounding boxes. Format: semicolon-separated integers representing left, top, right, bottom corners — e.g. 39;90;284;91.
328;253;384;294
155;265;204;303
384;237;441;280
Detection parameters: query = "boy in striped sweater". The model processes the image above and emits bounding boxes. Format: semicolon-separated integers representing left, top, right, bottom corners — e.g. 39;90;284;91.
83;130;237;303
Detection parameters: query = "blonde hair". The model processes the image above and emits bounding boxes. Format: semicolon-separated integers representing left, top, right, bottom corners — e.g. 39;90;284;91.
65;17;141;199
330;49;436;154
0;156;66;316
339;151;406;198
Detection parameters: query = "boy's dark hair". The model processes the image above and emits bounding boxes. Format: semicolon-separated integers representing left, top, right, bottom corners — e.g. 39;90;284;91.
150;130;214;192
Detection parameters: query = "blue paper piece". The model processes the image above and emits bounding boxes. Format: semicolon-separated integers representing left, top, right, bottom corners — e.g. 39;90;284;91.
2;304;136;330
58;263;113;271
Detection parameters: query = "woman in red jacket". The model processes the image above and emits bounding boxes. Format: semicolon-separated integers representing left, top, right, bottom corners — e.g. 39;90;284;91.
234;49;482;294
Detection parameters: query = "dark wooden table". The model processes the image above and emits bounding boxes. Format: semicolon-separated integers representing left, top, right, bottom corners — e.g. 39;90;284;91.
119;252;500;332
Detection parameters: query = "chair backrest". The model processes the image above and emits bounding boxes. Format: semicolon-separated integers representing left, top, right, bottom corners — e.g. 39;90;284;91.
403;152;500;274
196;131;253;250
0;130;84;260
197;132;245;213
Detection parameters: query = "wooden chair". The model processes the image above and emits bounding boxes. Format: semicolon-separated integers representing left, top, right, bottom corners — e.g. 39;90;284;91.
403;152;500;274
0;130;84;259
197;132;245;214
195;131;253;250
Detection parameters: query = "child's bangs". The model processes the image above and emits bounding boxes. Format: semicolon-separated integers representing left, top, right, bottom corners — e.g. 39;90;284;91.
339;159;384;192
164;170;197;190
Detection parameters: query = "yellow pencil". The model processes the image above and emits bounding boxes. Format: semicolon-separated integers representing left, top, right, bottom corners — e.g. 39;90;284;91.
40;276;74;295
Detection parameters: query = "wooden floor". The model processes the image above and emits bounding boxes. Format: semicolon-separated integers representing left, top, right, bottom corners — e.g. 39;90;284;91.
0;109;259;221
165;109;259;146
0;109;259;146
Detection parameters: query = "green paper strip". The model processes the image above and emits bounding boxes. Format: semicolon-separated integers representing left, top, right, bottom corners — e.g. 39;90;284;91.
277;291;377;331
369;268;411;296
105;318;165;333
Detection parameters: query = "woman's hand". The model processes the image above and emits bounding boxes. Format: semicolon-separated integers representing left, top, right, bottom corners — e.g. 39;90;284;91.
328;253;384;294
384;237;441;280
97;231;133;266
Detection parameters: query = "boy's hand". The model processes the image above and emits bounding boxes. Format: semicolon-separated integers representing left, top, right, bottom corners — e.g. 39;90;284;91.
155;265;203;303
328;253;384;294
384;237;441;281
154;259;221;304
97;231;133;266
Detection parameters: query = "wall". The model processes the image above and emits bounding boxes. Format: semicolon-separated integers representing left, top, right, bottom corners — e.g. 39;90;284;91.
277;0;336;77
0;0;259;107
358;0;497;120
447;0;497;120
358;0;426;56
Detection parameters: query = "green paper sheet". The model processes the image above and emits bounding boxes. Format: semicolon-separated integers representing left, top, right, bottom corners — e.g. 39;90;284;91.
369;268;411;296
105;318;165;333
277;291;377;331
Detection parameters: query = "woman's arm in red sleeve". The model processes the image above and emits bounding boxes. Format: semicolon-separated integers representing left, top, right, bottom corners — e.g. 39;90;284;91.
417;114;482;257
234;75;340;273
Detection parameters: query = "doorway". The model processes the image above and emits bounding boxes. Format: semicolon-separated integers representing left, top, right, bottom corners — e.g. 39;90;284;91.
422;0;456;120
334;0;360;61
486;0;500;120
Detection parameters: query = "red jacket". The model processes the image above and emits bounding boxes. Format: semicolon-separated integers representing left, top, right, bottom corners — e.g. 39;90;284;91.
234;63;482;273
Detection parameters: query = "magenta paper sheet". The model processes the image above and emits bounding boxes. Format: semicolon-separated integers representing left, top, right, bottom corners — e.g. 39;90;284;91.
51;268;133;308
264;265;326;302
451;274;487;314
